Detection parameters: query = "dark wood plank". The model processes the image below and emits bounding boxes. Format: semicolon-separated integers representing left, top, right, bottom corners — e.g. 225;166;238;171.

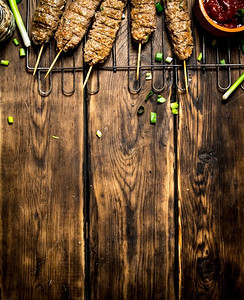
178;34;244;300
88;7;175;295
0;15;85;299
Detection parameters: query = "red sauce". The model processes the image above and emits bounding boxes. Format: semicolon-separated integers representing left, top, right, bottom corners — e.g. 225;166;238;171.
203;0;244;28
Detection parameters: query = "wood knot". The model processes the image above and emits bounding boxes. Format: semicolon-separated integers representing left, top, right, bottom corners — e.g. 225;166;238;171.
197;257;221;283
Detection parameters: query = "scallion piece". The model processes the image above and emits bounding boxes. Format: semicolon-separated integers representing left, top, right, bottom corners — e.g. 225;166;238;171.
96;130;102;138
197;53;203;62
145;34;150;43
146;72;152;80
13;38;19;46
170;102;179;109
171;108;178;115
211;39;217;46
165;56;173;63
19;48;26;57
237;8;244;16
220;59;226;65
137;105;145;115
155;2;163;13
122;13;125;19
1;60;9;66
222;72;244;100
52;135;59;139
155;52;163;62
150;112;157;124
8;0;31;47
7;116;14;124
157;95;166;103
145;90;154;101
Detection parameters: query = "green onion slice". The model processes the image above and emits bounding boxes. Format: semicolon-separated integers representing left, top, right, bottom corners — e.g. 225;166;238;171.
155;2;163;13
137;105;145;115
155;52;163;62
146;72;152;80
165;56;173;63
7;116;14;124
171;108;178;115
19;48;26;57
222;72;244;100
145;90;154;101
157;95;166;103
197;53;203;62
96;130;102;138
13;38;19;46
211;39;217;46
150;112;157;124
237;8;244;16
1;60;9;66
52;135;59;139
145;34;150;43
170;102;179;109
220;59;226;65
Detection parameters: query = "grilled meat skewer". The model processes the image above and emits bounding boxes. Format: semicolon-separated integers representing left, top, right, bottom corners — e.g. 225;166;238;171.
163;0;193;61
45;0;102;78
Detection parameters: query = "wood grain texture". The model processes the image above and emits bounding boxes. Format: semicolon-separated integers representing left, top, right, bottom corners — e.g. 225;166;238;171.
177;28;244;300
0;18;85;299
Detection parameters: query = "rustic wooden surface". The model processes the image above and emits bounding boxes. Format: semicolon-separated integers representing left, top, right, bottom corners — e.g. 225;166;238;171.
0;0;243;299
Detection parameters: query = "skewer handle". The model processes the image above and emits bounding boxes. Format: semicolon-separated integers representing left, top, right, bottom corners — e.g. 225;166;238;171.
33;44;44;76
136;43;142;80
82;65;93;90
44;49;62;79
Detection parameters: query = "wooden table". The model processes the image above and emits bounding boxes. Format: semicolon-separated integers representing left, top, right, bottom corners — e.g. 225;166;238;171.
0;0;243;299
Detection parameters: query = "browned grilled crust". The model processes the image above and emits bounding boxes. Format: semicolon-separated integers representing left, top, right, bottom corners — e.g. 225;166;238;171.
31;0;66;46
84;0;127;65
55;0;102;52
163;0;193;60
130;0;156;44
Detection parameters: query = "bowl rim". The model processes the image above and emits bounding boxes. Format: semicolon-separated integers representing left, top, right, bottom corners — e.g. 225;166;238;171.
198;0;244;33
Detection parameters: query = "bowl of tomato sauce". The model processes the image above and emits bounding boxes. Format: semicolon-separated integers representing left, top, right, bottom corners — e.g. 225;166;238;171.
194;0;244;37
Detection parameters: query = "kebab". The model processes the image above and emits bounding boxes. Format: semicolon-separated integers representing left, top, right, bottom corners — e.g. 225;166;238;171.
130;0;156;79
83;0;128;88
45;0;102;78
163;0;193;93
31;0;66;75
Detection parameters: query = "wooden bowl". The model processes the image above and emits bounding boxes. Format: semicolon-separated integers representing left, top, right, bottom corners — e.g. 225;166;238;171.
194;0;244;37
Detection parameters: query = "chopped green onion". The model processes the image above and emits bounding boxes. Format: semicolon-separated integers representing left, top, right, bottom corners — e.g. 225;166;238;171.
179;1;183;9
122;13;125;19
220;59;226;65
157;95;166;103
96;130;102;138
19;48;26;57
222;72;244;100
211;39;217;46
197;53;203;62
165;56;173;63
13;38;19;46
155;52;163;62
137;105;145;115
155;2;163;13
171;108;178;115
145;90;154;101
146;72;152;80
100;6;104;11
170;102;179;109
145;34;150;43
8;0;31;47
7;116;14;124
1;60;9;66
52;135;59;139
237;8;244;16
150;112;157;124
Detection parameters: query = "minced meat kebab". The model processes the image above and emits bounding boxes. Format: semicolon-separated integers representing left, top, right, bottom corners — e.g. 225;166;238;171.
31;0;66;46
163;0;193;60
84;0;127;66
130;0;156;44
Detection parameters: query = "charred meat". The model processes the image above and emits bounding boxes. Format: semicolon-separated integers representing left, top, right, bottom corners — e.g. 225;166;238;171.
55;0;102;52
130;0;156;44
84;0;127;65
31;0;66;45
163;0;193;60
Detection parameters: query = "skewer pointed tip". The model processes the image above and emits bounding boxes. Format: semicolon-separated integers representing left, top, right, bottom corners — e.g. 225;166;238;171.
82;65;93;90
